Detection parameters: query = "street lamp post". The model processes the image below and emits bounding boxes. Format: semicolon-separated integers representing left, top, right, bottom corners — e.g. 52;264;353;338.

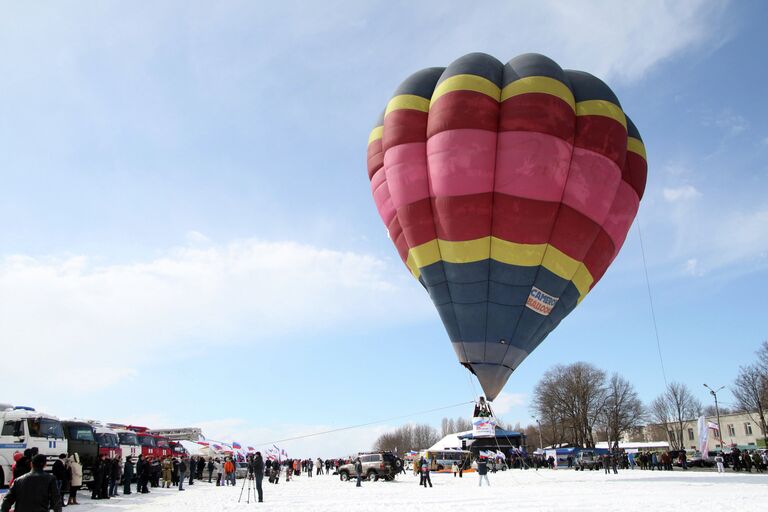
532;417;543;450
703;384;727;445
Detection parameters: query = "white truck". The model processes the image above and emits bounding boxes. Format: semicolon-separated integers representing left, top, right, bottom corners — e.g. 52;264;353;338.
108;424;140;464
0;405;68;487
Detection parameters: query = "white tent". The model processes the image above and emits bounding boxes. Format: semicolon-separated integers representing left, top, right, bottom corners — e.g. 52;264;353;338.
426;431;471;452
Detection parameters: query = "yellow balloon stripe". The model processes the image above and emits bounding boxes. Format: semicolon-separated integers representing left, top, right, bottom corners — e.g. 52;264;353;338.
405;236;594;301
576;100;627;130
627;136;647;160
430;74;501;104
500;76;575;111
367;125;383;145
385;94;431;116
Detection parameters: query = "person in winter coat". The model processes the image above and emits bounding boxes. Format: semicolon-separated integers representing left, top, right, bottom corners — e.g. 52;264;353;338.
162;458;173;488
12;450;32;483
110;458;122;496
188;456;196;486
51;453;68;501
123;456;134;495
224;458;235;485
99;458;111;500
68;453;83;505
91;455;104;500
139;457;151;494
354;458;363;487
215;459;223;486
420;458;432;488
253;452;264;503
1;454;62;512
197;457;205;480
178;458;187;491
477;457;490;487
715;452;725;473
207;458;214;483
172;457;179;486
452;461;459;477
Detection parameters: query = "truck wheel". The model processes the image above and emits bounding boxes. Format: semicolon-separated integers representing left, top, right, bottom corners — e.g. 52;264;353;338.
339;471;349;481
367;471;378;481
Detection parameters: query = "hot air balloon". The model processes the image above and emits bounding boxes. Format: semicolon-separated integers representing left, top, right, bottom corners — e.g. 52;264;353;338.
366;53;647;401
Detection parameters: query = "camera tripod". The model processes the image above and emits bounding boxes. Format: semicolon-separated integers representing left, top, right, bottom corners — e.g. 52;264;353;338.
238;472;258;503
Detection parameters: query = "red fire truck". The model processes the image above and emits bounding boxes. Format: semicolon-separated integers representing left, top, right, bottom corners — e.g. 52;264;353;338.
92;425;123;460
126;426;171;458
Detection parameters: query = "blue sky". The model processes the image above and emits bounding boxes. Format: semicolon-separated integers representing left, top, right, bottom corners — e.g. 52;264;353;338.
1;1;767;457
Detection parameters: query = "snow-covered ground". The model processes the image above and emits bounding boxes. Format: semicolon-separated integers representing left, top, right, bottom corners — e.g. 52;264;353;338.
47;469;768;511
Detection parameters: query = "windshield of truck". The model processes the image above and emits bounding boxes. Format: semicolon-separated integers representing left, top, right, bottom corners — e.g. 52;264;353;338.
118;432;139;445
95;432;119;448
67;425;96;442
27;418;64;438
156;438;170;448
138;435;156;447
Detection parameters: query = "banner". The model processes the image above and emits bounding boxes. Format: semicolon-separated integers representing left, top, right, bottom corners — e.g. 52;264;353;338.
697;415;709;456
472;417;497;438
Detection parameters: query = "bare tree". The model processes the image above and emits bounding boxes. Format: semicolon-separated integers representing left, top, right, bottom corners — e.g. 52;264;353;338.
703;405;732;417
373;423;439;455
732;363;768;446
757;340;768;377
600;373;645;448
532;362;608;447
649;395;674;447
649;382;702;450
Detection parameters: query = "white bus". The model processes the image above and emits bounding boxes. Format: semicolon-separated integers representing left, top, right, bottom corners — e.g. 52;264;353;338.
421;449;471;471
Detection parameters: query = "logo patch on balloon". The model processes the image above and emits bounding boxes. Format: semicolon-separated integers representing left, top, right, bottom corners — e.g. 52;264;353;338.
526;287;559;316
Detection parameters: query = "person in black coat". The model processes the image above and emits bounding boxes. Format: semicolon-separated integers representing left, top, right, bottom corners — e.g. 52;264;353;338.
253;452;264;503
188;457;196;486
1;454;62;512
51;453;68;502
123;457;134;495
139;457;151;494
207;458;214;483
91;456;103;500
99;458;110;500
178;459;187;491
13;450;32;480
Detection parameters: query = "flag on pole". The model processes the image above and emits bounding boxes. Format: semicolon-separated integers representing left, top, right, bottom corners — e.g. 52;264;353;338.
232;442;242;449
697;416;709;456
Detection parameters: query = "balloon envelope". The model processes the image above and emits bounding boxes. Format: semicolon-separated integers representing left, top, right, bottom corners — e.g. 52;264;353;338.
366;53;647;400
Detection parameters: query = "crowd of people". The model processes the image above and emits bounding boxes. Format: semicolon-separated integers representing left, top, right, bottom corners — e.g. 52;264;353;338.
1;448;270;509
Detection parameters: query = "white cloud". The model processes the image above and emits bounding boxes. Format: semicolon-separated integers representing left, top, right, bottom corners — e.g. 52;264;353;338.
683;258;704;277
490;392;526;416
185;230;211;244
419;0;729;84
663;185;701;202
0;239;428;395
701;108;749;136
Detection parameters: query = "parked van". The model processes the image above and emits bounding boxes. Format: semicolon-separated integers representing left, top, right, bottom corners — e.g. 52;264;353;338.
0;406;68;487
